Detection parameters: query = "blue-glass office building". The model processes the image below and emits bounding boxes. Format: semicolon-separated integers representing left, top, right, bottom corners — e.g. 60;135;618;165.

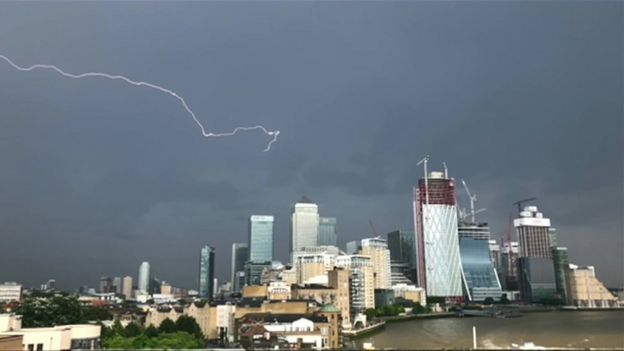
459;238;502;301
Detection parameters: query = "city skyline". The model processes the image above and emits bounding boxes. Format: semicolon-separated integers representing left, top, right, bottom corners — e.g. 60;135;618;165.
0;2;621;290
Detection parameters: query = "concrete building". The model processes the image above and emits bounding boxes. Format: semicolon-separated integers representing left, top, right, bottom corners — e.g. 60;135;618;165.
328;268;351;328
238;314;337;350
231;243;249;293
458;222;491;240
515;206;552;258
0;314;101;350
199;245;215;300
160;282;173;295
500;241;519;291
249;215;274;262
99;277;113;294
361;237;391;289
244;261;272;286
112;277;122;295
267;281;292;300
138;261;151;294
335;255;375;313
565;265;617;308
319;217;337;247
292;246;340;285
0;283;21;303
122;276;133;299
488;240;501;273
291;197;320;255
391;284;426;306
345;240;359;255
414;170;463;297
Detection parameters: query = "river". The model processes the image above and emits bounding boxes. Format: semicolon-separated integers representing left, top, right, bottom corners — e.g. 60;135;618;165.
357;311;624;349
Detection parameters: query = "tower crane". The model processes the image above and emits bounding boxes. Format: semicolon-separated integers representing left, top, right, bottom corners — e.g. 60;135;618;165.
460;179;486;223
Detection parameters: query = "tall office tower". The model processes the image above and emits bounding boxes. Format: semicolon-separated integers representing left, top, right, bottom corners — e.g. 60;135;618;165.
122;276;133;299
515;206;556;302
548;228;558;248
552;247;569;302
335;254;375;313
414;170;462;297
138;261;151;293
345;240;359;255
458;222;491;240
500;241;519;290
244;261;272;286
112;277;122;294
249;215;274;262
198;245;215;300
361;237;392;289
387;230;417;285
291;197;320;255
458;238;503;301
292;246;340;284
319;217;338;246
99;277;113;293
488;240;501;273
231;243;249;292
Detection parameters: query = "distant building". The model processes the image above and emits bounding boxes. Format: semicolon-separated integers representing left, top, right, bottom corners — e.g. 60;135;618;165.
458;238;502;301
249;215;274;262
386;230;417;284
500;241;519;290
319;217;338;247
414;170;463;297
122;276;133;299
291;197;320;255
345;240;359;255
293;246;340;285
231;243;249;293
112;277;122;295
391;283;426;306
458;222;491;240
160;282;173;295
244;261;272;286
99;277;113;294
515;206;552;258
517;257;557;303
335;255;375;313
361;237;391;289
198;245;215;300
0;283;22;303
488;240;501;273
565;264;617;308
552;247;569;302
138;262;151;294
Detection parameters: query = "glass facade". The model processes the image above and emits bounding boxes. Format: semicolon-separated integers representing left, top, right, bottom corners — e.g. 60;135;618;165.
459;238;502;301
249;215;274;262
199;245;215;300
518;256;557;303
319;217;337;247
231;243;249;292
387;230;417;284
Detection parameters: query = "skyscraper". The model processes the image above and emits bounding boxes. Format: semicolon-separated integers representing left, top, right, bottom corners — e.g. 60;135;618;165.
414;170;462;297
319;217;337;247
500;241;519;290
361;237;392;289
138;261;151;293
113;277;122;294
199;245;215;300
515;206;556;302
99;276;113;293
249;215;274;262
122;276;133;299
345;240;359;255
291;197;320;255
458;238;502;301
386;230;417;284
231;243;249;292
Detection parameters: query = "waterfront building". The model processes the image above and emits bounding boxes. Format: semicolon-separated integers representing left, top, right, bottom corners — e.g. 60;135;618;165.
361;237;392;289
345;240;359;255
328;267;352;328
291;197;320;255
0;283;21;303
552;247;569;302
517;257;557;303
515;206;552;258
249;215;274;262
138;261;151;294
500;241;519;290
319;217;338;247
293;251;336;285
122;276;133;299
458;238;502;301
99;277;113;294
231;243;249;293
335;254;375;313
488;240;501;273
391;283;426;306
198;245;215;300
386;230;417;284
413;170;463;297
458;222;491;240
565;264;617;308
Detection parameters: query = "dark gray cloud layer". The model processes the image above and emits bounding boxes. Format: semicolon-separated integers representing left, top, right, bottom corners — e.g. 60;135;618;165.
0;2;622;289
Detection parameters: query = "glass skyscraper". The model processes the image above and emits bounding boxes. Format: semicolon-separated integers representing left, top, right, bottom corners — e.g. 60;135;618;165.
249;215;274;262
138;261;151;293
386;230;417;284
231;243;248;292
458;238;502;301
319;217;337;247
198;245;215;300
291;197;320;255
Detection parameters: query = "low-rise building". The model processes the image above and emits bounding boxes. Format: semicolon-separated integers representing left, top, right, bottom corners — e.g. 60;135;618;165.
565;264;617;308
392;284;426;306
0;283;22;303
267;281;291;301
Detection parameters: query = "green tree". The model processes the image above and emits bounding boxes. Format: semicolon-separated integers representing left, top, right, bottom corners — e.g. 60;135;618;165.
124;322;142;337
174;315;203;339
365;308;377;320
144;325;159;338
111;319;124;336
17;296;83;327
158;318;176;333
146;332;204;349
483;297;495;305
499;293;511;305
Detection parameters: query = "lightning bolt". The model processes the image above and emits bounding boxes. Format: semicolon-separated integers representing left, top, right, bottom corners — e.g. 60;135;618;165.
0;54;280;151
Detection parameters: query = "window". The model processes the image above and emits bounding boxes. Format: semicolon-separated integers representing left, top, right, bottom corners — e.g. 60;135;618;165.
36;344;43;351
27;344;34;351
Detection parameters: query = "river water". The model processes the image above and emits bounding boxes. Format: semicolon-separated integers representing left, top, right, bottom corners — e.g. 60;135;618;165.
358;311;624;349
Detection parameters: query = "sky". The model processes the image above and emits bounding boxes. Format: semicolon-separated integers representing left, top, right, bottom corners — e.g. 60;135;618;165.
0;2;622;290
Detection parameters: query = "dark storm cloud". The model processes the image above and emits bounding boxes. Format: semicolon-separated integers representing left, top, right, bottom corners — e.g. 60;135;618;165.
0;1;621;289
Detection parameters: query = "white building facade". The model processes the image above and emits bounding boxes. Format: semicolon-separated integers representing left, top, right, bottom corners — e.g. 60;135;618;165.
291;199;320;255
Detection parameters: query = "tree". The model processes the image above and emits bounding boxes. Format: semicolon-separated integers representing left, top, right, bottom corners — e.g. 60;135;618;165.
483;297;495;305
174;315;203;339
124;322;142;337
158;318;176;333
144;325;160;338
365;308;377;320
111;319;124;336
16;296;82;327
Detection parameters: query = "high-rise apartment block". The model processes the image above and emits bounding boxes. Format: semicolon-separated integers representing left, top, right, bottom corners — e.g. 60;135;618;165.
360;237;391;289
319;217;337;247
231;243;249;293
198;245;215;300
122;276;133;299
335;255;375;313
291;197;320;255
249;216;274;262
414;171;463;297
